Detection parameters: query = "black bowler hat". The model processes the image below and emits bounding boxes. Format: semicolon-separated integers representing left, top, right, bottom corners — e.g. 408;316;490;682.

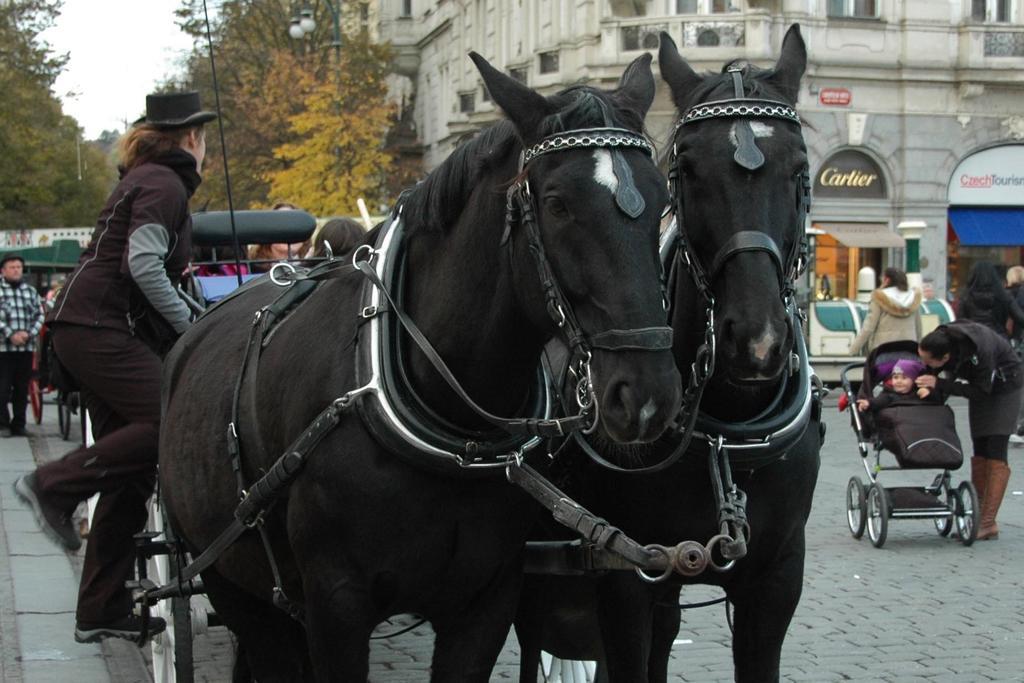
134;91;217;129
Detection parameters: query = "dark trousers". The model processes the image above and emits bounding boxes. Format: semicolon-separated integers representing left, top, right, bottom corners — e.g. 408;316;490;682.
35;325;162;623
0;351;33;429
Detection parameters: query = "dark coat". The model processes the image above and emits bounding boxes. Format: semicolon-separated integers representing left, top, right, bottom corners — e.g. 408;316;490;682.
935;319;1024;436
47;149;200;353
957;287;1024;338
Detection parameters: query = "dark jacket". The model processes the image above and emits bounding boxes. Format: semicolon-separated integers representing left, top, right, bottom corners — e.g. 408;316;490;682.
1008;284;1024;342
957;287;1024;338
863;386;942;412
935;319;1023;400
48;150;200;354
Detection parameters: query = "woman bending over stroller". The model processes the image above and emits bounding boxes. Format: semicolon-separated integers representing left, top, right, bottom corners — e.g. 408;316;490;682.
917;320;1023;540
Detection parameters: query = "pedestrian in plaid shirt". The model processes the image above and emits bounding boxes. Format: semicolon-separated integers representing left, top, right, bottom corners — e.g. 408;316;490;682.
1;254;43;437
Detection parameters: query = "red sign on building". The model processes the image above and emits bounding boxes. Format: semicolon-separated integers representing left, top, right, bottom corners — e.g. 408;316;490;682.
819;88;852;106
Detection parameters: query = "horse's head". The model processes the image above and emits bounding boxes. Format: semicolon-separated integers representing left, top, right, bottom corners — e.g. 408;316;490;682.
659;25;809;383
471;53;681;443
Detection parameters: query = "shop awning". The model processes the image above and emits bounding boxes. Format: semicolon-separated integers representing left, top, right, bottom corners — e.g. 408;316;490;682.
948;207;1024;246
5;240;83;270
814;222;905;248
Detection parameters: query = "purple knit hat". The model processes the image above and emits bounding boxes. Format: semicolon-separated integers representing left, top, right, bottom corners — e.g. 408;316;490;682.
891;358;926;380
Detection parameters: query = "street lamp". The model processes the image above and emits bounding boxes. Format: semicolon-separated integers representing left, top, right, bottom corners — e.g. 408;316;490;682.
288;4;342;64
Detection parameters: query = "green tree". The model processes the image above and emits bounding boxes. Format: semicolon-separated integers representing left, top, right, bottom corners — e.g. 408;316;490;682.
0;0;115;229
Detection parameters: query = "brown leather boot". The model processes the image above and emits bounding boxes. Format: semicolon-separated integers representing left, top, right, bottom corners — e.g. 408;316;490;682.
978;460;1011;540
971;456;989;507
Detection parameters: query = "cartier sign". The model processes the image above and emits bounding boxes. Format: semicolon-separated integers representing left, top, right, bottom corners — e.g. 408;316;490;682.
814;150;887;199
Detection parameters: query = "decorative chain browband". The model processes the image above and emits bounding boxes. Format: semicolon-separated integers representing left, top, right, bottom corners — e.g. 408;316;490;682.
681;99;800;126
522;127;654;166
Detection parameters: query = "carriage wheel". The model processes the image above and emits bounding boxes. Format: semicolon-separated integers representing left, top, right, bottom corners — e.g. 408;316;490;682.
846;477;867;539
954;482;979;547
934;486;953;537
58;391;71;440
540;651;598;683
29;377;43;425
866;484;888;548
148;495;196;683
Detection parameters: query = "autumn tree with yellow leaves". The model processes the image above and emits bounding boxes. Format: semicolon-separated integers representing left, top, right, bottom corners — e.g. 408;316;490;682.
266;35;393;216
173;1;402;215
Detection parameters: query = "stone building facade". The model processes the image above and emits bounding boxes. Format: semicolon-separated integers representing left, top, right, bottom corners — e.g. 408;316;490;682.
377;0;1024;297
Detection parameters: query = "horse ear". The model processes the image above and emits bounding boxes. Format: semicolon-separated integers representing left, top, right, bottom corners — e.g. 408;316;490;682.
657;32;702;112
470;52;553;141
767;24;806;105
615;53;656;118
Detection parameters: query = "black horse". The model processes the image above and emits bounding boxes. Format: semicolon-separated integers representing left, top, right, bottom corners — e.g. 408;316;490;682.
159;52;682;682
516;25;822;683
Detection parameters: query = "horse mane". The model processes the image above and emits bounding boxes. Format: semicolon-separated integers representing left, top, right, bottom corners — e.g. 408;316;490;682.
686;61;782;103
402;84;646;235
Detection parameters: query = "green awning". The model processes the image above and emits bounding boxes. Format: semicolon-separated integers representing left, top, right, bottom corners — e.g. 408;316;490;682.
5;240;83;270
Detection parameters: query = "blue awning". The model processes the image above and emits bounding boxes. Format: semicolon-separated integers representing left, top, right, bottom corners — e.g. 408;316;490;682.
948;207;1024;246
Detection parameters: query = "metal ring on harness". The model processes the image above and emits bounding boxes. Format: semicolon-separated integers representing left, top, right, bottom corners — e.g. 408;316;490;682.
351;243;376;267
268;262;297;286
635;544;675;583
705;533;738;573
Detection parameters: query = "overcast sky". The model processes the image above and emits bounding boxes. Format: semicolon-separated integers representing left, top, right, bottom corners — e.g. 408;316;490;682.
42;0;198;139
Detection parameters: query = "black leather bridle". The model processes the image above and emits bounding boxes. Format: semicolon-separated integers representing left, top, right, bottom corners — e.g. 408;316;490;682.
505;127;675;432
669;68;811;306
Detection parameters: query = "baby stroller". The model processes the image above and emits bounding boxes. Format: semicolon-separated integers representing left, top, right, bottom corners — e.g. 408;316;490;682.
839;340;979;548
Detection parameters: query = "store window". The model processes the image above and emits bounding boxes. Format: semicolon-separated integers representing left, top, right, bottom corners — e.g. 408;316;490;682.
827;0;880;18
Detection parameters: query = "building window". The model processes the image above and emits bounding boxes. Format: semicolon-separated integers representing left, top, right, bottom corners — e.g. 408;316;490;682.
509;67;528;84
972;0;1013;22
827;0;879;18
622;25;664;50
672;0;733;12
401;0;412;17
459;93;475;113
539;50;559;74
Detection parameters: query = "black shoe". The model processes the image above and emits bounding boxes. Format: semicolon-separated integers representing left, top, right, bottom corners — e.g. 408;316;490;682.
6;426;27;437
75;614;167;644
13;473;82;551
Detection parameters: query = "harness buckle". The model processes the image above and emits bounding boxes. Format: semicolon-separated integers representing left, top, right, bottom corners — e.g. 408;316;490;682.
361;305;378;318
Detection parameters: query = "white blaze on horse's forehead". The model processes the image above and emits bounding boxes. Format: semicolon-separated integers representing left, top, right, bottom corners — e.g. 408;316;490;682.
729;121;775;148
749;321;777;362
592;149;618;195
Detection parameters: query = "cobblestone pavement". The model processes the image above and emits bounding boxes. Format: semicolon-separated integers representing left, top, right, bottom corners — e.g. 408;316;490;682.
12;394;1024;681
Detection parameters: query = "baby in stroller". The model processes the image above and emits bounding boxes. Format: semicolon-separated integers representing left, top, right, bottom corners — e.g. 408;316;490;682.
856;357;938;413
855;343;962;470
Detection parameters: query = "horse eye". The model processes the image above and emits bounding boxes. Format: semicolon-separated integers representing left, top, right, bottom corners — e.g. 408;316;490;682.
544;196;569;217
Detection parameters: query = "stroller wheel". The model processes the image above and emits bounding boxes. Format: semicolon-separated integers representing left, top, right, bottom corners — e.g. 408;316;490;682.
867;484;889;548
954;482;979;546
846;477;867;539
934;485;954;537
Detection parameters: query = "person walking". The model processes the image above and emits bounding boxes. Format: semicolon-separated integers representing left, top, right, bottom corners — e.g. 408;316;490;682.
0;254;44;437
916;319;1023;540
957;260;1024;338
12;91;213;643
848;267;922;356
